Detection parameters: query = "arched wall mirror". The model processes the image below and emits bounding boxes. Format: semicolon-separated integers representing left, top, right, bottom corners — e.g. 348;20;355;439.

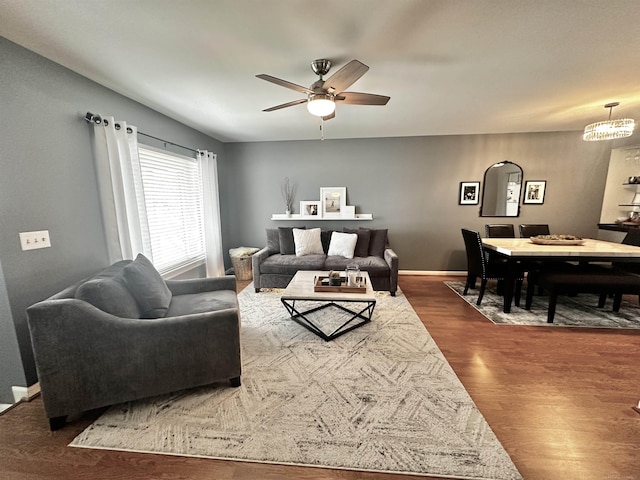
480;161;523;217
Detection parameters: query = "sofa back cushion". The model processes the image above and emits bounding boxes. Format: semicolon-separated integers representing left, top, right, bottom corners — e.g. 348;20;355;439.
343;228;372;257
121;254;172;318
266;228;280;254
367;228;388;257
278;226;305;255
75;275;142;318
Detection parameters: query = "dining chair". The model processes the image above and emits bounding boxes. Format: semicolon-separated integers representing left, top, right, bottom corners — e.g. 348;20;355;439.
519;224;550;238
484;224;515;238
461;228;523;306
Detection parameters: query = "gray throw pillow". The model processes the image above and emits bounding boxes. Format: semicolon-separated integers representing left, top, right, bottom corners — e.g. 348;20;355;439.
121;254;172;318
266;228;280;254
75;275;141;318
367;229;388;257
343;228;371;257
278;226;304;255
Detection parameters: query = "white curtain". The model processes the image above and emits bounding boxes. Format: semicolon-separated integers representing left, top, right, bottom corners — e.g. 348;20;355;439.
90;116;150;263
199;150;225;277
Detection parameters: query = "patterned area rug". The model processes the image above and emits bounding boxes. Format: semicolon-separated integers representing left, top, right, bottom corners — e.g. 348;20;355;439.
70;286;522;480
446;281;640;328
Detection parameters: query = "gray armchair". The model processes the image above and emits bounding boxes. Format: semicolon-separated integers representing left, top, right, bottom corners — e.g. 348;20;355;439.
26;255;242;430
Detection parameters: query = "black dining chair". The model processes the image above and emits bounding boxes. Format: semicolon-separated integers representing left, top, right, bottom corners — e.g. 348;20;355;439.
519;224;550;238
485;224;515;238
461;228;524;306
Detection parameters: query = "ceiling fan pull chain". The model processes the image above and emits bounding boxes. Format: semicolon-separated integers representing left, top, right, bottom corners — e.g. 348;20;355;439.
320;117;324;141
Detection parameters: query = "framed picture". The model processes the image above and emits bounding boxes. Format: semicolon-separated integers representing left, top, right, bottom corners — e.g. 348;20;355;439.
320;187;347;218
459;181;480;205
523;180;546;204
300;200;321;217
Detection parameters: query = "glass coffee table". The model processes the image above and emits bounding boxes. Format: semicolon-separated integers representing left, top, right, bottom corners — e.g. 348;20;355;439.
280;270;376;341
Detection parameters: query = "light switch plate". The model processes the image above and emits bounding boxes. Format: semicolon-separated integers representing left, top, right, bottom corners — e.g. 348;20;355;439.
19;230;51;251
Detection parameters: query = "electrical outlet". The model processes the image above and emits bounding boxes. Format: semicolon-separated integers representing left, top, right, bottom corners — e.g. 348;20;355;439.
19;230;51;251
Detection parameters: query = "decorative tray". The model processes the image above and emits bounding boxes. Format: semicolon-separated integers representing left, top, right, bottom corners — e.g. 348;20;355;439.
313;276;367;293
530;235;585;246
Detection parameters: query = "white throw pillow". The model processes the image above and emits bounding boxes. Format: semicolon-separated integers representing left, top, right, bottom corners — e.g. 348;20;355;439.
293;228;324;256
328;232;358;259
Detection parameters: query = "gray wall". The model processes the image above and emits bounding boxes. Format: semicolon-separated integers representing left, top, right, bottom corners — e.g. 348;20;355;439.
3;34;640;402
223;132;637;271
0;37;224;395
0;258;26;403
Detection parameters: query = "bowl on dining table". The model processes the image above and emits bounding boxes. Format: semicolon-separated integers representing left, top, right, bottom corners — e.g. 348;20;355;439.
530;234;585;245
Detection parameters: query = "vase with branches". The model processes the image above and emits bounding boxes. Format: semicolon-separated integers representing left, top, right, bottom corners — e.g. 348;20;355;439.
281;177;295;216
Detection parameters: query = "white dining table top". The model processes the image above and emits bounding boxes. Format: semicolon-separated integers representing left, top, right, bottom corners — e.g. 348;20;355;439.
481;238;640;258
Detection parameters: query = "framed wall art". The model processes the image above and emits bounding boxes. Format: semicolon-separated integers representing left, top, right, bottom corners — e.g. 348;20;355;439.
459;181;480;205
320;187;346;218
300;200;321;217
523;180;546;204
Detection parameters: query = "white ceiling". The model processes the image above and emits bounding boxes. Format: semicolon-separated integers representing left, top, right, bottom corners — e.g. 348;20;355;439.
2;0;640;143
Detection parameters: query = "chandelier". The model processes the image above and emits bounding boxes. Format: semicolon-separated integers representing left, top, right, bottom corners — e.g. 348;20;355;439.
583;102;635;141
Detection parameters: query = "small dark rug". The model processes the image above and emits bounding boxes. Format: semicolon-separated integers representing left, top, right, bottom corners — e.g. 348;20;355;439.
445;281;640;328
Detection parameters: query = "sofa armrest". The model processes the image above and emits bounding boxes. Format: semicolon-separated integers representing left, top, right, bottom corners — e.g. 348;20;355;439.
384;247;399;295
252;247;272;290
27;298;241;419
165;275;237;295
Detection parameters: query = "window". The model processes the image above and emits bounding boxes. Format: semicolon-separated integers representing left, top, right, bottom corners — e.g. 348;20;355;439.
137;145;205;276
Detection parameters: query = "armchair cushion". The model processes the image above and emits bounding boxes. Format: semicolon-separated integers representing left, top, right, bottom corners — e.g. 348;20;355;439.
166;289;238;317
122;254;172;318
75;276;141;319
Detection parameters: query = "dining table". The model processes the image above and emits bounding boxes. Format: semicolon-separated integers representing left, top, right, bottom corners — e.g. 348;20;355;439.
481;237;640;313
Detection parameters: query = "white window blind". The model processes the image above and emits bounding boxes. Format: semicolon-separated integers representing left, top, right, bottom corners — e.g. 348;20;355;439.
137;145;205;275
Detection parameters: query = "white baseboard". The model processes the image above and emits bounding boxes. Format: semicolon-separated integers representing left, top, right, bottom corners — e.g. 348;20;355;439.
0;403;12;413
399;270;466;276
12;386;28;403
10;383;40;404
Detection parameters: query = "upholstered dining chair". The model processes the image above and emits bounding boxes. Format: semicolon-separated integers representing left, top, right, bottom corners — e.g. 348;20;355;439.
519;224;550;238
461;228;524;306
484;224;515;238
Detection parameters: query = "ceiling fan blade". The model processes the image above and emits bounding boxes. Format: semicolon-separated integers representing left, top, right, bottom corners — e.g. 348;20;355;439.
256;74;314;95
262;98;307;112
335;92;390;106
322;111;335;121
322;60;369;94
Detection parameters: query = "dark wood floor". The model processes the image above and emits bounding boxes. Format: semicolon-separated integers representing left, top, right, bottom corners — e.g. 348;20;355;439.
1;275;639;480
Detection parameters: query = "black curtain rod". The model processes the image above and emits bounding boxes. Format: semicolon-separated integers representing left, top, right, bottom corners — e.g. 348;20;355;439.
84;112;200;155
136;131;199;154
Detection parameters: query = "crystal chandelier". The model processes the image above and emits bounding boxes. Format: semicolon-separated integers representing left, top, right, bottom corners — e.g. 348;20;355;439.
583;102;635;141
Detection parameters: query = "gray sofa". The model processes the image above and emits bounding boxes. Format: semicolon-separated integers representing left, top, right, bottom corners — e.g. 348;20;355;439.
252;227;398;295
26;254;241;430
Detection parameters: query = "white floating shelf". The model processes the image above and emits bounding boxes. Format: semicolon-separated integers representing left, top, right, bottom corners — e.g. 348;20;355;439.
271;213;373;221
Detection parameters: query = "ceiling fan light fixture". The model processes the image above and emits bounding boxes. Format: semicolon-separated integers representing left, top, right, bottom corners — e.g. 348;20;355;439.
583;102;635;141
307;94;335;117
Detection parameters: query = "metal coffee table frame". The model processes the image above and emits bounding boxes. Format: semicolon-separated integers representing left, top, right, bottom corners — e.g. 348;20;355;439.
280;270;376;341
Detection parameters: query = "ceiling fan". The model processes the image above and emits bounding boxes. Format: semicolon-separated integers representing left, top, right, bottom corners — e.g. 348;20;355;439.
256;59;390;120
